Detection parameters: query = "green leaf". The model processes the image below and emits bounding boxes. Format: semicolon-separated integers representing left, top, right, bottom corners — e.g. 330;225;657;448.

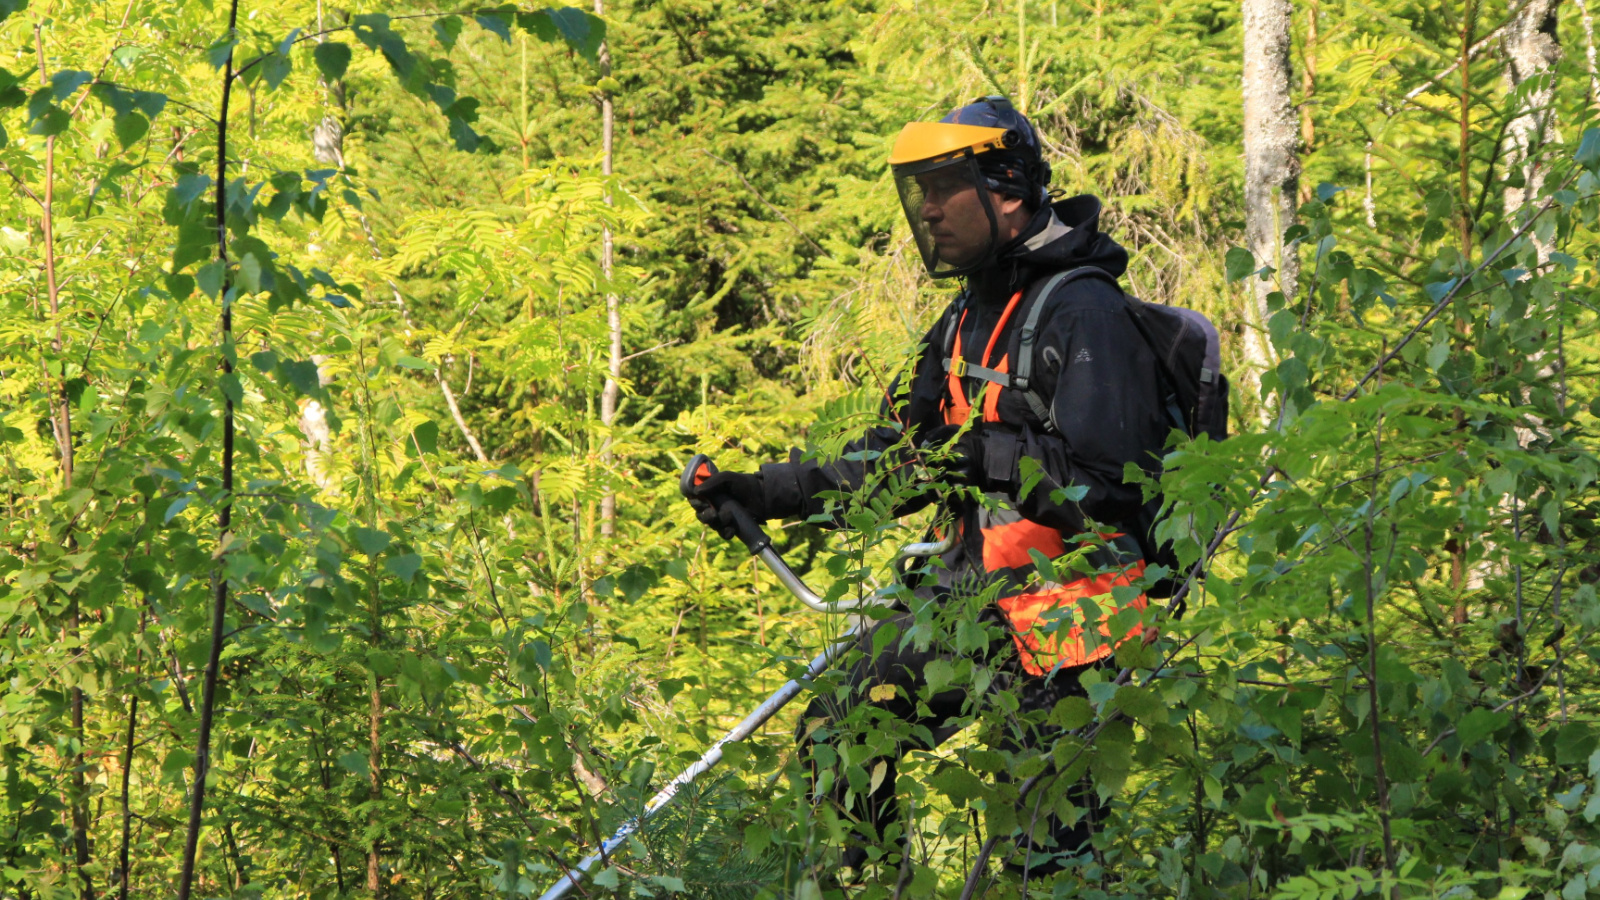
1018;455;1045;502
386;553;423;583
1556;724;1598;765
444;97;481;152
618;565;655;602
1423;189;1453;221
396;355;434;370
165;272;194;299
237;252;263;294
250;350;278;372
1050;695;1094;729
0;0;30;24
0;67;27;109
1454;707;1508;747
131;90;166;118
1225;247;1256;283
27;92;68;136
923;658;954;695
174;172;212;207
524;639;552;672
1576;128;1600;170
113;111;149;148
1111;685;1165;725
277;27;302;58
337;752;369;776
432;15;463;50
742;821;772;857
48;70;91;102
1426;339;1450;370
929;765;985;804
366;649;397;677
218;373;243;407
313;42;351;82
195;260;225;298
163;495;191;524
1049;483;1089;504
280;359;322;397
351;14;415;78
475;12;512;42
410;420;438;455
261;52;292;91
546;8;606;63
590;868;620;889
207;36;239;70
351;526;391;556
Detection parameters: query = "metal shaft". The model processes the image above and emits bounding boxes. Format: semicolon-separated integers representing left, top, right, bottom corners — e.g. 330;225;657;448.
537;636;852;900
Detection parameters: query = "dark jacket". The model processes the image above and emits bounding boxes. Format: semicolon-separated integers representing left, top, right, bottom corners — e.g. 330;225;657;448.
759;195;1169;595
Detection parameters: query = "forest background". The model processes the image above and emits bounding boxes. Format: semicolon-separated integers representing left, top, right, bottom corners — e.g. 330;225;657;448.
4;0;1600;898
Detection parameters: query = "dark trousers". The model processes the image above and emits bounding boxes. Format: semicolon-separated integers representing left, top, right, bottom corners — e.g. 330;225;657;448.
795;608;1108;876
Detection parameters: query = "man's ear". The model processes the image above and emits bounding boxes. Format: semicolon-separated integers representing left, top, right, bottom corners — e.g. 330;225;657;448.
994;193;1026;218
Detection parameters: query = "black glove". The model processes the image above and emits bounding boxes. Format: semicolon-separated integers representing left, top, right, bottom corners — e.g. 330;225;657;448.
915;424;982;485
687;470;768;539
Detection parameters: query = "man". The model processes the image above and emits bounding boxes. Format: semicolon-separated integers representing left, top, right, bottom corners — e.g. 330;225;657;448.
688;97;1171;880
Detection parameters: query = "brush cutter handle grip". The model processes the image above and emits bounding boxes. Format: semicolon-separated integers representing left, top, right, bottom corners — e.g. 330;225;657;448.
680;454;772;556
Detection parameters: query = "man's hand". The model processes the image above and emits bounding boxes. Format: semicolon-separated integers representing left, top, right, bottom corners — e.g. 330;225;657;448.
687;470;768;539
916;424;983;486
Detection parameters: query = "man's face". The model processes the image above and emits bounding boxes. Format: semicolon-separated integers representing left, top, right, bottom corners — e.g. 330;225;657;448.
915;168;993;268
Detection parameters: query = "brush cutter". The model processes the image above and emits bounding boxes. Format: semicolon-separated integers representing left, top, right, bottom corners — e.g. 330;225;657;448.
535;453;951;900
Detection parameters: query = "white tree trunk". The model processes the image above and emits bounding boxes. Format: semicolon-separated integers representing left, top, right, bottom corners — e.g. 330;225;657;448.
1502;0;1562;238
1577;0;1600;109
1364;141;1377;228
1240;0;1300;411
597;0;621;537
300;357;335;491
1502;0;1563;456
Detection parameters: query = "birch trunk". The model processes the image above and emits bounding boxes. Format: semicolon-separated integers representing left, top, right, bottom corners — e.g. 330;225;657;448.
1577;0;1600;110
1240;0;1300;411
1501;0;1562;460
1502;0;1562;239
597;0;621;537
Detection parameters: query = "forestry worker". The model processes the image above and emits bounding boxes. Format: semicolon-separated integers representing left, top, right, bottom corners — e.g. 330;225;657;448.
686;96;1172;883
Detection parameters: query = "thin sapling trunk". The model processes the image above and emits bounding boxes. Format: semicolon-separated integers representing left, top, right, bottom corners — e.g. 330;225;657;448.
176;0;242;896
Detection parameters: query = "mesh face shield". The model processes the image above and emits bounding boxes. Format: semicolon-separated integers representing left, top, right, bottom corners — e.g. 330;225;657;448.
892;151;1001;280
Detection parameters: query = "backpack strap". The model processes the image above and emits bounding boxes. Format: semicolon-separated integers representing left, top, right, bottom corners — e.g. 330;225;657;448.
1014;266;1119;429
939;288;971;360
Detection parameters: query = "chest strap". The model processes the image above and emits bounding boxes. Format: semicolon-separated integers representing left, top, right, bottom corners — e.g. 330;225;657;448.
942;356;1012;387
938;267;1121;427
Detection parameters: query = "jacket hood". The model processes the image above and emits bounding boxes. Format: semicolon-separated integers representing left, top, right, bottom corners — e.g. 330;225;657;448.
968;194;1129;301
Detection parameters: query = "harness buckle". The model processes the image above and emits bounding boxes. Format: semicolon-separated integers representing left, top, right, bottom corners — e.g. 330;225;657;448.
950;357;968;378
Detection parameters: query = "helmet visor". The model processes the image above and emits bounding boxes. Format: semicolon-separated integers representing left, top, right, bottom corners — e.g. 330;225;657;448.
892;152;999;279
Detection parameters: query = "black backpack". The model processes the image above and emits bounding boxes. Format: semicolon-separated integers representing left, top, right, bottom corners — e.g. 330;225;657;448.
942;266;1229;597
1007;267;1229;442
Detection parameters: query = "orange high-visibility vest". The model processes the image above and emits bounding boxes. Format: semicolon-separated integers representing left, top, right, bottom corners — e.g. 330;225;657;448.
940;292;1149;675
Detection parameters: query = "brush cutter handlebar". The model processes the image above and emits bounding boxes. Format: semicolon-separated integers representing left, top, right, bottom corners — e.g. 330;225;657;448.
683;453;892;613
680;454;772;555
